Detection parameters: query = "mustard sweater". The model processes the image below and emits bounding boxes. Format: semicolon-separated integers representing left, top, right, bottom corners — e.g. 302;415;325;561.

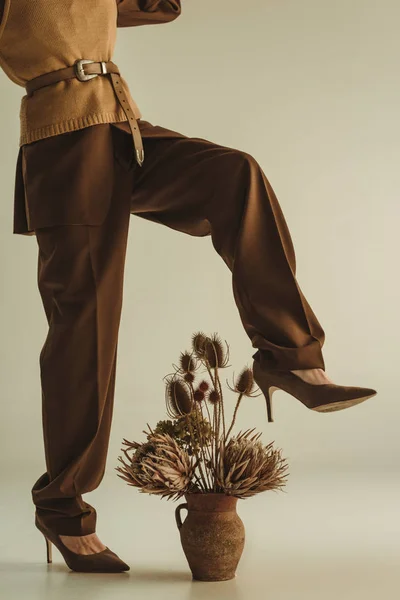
0;0;181;146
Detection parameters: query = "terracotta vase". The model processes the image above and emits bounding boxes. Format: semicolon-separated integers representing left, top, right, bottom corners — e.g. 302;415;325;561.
175;493;245;581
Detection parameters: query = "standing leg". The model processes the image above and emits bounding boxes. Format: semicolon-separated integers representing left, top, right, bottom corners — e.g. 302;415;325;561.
31;135;133;536
126;120;326;372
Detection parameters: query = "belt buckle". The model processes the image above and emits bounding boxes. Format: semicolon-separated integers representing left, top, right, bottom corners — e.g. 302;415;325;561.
74;59;101;82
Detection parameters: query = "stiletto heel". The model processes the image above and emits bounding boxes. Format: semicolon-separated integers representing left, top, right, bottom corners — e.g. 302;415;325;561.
253;359;377;422
44;535;52;563
35;514;130;572
265;386;279;423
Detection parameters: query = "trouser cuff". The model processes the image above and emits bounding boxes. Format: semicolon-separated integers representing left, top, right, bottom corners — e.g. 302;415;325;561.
252;338;325;372
32;472;97;535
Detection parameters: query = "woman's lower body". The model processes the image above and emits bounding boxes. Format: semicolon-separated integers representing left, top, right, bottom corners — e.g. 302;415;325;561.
27;118;326;536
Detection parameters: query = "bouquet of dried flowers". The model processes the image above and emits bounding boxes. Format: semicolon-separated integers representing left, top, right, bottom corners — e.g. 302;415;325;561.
116;332;289;500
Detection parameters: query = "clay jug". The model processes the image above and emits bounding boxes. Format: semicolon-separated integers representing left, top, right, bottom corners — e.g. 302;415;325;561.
175;492;245;581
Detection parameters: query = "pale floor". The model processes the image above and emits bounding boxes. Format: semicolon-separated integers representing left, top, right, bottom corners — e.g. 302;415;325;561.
0;470;399;600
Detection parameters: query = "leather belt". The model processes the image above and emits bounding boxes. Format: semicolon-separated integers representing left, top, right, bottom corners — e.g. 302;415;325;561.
25;59;144;167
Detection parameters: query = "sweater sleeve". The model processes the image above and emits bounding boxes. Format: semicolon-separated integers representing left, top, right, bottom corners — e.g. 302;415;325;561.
116;0;181;28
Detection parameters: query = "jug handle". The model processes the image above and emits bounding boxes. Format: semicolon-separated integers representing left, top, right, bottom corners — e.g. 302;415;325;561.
175;502;188;530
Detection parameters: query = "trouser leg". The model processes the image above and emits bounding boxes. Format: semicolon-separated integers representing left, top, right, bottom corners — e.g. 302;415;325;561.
31;152;132;535
130;120;326;371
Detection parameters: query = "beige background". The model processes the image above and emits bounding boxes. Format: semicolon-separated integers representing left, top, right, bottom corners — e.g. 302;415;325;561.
0;0;399;598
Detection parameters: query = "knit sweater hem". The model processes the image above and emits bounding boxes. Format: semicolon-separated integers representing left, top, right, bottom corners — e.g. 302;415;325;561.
19;111;130;146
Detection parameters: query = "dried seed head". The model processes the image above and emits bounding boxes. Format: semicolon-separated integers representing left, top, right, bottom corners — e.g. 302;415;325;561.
235;368;255;395
204;334;229;368
179;351;196;374
193;389;205;403
116;433;195;500
184;372;195;384
165;376;193;418
199;380;209;392
208;389;221;404
191;331;208;359
215;432;289;498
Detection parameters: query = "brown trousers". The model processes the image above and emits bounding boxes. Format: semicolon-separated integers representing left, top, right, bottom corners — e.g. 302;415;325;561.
31;119;326;535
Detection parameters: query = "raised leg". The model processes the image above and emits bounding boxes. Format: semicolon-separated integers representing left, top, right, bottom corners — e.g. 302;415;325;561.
126;119;326;372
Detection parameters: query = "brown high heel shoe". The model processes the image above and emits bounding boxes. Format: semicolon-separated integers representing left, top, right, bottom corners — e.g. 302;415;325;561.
252;361;377;423
35;514;130;572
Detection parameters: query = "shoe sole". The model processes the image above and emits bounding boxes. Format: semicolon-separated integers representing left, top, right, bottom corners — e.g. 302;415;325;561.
312;392;377;413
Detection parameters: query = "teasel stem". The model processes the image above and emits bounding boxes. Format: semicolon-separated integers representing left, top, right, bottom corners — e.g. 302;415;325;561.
212;398;218;491
185;387;208;491
203;364;222;488
188;381;212;491
201;355;225;491
203;397;214;470
203;396;214;489
212;364;226;482
197;401;213;490
189;424;208;492
213;368;221;479
215;364;226;441
192;472;206;492
202;361;218;489
214;366;229;492
225;392;244;441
